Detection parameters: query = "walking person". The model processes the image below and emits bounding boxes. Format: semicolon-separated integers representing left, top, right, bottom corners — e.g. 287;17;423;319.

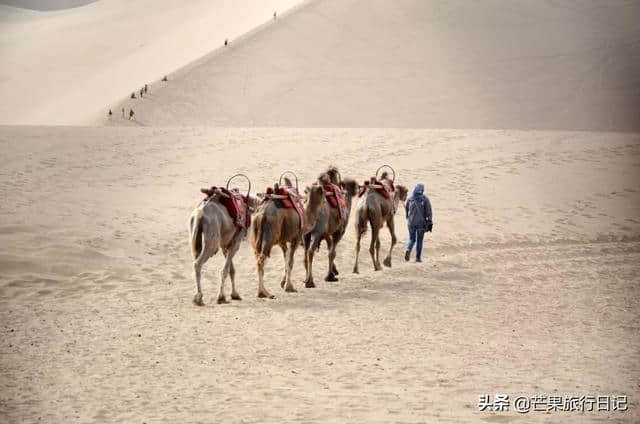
129;108;135;121
140;88;144;98
121;107;125;118
144;84;148;94
108;109;112;118
404;183;433;263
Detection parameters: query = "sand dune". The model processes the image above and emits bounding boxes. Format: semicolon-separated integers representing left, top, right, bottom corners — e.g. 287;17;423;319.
0;0;304;125
1;126;639;422
110;0;640;131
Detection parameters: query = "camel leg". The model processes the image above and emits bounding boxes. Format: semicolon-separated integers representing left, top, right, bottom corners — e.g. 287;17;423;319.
228;236;242;300
279;243;288;289
330;231;343;276
370;225;382;271
229;260;242;300
353;230;363;274
304;234;321;288
216;248;231;304
383;216;397;268
193;255;206;306
325;236;338;282
284;239;299;293
302;233;311;283
256;254;275;299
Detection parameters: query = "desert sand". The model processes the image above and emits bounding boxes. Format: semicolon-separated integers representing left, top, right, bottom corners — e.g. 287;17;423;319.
1;0;640;423
1;127;639;423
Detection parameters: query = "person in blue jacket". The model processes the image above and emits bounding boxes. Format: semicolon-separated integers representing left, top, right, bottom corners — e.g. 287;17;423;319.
404;183;433;262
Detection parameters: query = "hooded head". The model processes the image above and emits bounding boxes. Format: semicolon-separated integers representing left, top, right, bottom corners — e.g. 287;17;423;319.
411;183;425;199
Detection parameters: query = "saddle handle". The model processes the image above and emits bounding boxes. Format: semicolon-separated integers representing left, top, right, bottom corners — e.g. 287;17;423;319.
279;170;299;191
226;173;251;198
375;164;396;183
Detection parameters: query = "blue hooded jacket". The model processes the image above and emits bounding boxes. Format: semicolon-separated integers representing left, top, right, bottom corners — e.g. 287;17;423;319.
405;183;432;228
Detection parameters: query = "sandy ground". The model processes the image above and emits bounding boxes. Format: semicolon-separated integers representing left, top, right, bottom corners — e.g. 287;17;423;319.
0;126;638;423
110;0;640;131
0;0;304;125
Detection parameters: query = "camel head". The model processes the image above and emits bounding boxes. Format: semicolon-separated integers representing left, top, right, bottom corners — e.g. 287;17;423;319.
340;178;359;198
395;184;409;202
305;184;325;210
324;165;341;185
247;196;260;213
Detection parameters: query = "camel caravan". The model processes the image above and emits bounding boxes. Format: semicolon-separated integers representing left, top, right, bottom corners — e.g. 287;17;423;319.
188;166;407;305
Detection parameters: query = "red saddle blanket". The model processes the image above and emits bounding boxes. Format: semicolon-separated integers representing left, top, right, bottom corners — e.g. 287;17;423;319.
358;178;395;200
263;186;306;230
324;184;347;222
203;187;251;229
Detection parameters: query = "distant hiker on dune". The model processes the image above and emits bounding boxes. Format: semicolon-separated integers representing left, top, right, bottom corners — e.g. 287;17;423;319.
273;11;277;19
108;109;112;118
121;107;125;118
162;75;168;82
144;84;148;94
140;88;144;98
129;109;135;121
224;39;228;46
131;92;136;99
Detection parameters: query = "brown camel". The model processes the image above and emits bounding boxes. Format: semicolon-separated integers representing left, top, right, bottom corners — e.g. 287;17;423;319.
252;178;325;298
353;174;408;273
303;167;359;287
189;188;257;306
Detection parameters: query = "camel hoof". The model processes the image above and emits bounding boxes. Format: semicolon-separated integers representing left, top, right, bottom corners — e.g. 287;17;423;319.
217;296;230;304
258;291;275;299
324;274;338;282
280;280;286;289
231;292;242;301
305;281;316;288
193;293;204;306
285;285;298;293
352;268;359;274
383;257;392;267
374;265;382;271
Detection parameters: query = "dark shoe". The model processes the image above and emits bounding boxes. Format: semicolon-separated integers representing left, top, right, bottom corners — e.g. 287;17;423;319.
404;251;410;262
416;258;422;263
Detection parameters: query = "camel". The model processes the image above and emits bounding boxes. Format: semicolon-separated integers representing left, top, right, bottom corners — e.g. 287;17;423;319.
188;179;256;306
353;172;408;273
252;176;325;298
303;166;359;287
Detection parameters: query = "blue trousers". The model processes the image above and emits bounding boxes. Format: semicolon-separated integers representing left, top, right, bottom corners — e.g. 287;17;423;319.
406;225;426;260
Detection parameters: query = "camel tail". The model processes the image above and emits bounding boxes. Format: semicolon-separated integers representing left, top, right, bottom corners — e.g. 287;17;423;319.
356;204;369;236
190;207;204;260
253;214;273;258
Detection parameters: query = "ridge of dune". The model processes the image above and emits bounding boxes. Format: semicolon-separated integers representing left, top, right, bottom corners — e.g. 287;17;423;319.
0;0;306;125
111;0;640;131
0;0;98;11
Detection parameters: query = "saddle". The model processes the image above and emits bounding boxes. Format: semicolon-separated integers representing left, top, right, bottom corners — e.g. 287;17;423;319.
358;177;395;201
201;186;251;229
263;185;305;230
324;183;347;222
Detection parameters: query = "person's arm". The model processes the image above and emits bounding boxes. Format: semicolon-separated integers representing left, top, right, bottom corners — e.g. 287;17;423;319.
424;195;432;222
405;199;410;219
